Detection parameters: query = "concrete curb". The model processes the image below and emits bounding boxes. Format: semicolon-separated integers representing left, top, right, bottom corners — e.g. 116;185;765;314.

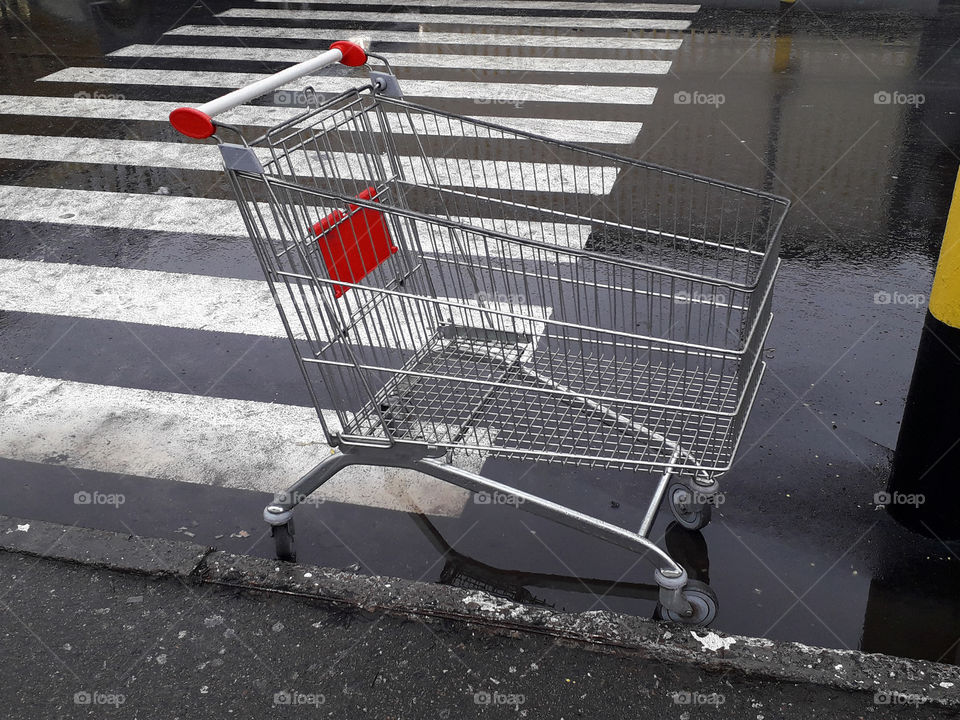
0;515;211;578
3;515;959;708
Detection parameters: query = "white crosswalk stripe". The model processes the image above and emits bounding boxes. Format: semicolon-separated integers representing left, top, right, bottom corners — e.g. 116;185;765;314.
0;259;298;339
0;258;556;346
0;186;593;243
0;134;620;194
0;95;643;144
0;372;471;515
108;45;673;75
217;7;692;30
250;0;699;11
166;24;684;51
0;0;696;511
41;67;659;106
0;185;249;236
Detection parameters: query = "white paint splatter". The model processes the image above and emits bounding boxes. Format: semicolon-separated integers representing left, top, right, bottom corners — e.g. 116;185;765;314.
690;631;737;652
461;592;528;620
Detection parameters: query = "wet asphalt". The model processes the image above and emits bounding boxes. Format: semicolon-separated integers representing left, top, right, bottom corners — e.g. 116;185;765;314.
2;0;960;669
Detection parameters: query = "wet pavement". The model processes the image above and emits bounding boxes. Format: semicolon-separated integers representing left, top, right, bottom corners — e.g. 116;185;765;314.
2;0;960;670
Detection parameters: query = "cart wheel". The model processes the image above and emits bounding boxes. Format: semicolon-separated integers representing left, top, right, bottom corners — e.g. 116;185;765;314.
272;521;296;562
655;580;718;626
668;483;712;531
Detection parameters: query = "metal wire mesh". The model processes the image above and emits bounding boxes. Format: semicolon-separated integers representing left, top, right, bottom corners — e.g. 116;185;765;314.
224;86;786;475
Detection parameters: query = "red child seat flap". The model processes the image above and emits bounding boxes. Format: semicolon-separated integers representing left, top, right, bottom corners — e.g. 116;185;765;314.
313;187;397;299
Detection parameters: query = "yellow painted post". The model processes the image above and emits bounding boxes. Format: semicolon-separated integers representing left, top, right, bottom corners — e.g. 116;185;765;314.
888;170;960;537
928;174;960;328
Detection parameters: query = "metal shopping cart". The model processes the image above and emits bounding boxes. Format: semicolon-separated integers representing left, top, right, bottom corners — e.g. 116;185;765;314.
169;42;788;625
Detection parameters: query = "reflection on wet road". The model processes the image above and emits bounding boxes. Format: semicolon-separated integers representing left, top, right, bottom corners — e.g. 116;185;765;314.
1;0;960;665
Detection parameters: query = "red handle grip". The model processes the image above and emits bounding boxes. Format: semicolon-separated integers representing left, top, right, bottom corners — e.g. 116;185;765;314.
169;41;368;139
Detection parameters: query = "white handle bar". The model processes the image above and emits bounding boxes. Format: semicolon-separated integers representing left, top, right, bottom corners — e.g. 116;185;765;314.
169;40;367;138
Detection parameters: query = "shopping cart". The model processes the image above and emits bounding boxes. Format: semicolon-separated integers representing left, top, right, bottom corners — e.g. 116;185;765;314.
169;42;788;625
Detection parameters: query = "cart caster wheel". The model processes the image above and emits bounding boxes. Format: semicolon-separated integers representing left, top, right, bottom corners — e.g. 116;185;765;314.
655;580;718;626
668;482;712;531
272;521;296;563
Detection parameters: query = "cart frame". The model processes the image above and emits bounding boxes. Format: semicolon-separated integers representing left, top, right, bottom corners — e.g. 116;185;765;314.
170;42;788;624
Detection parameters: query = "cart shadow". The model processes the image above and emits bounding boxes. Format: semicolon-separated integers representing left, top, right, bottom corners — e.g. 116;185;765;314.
412;513;715;625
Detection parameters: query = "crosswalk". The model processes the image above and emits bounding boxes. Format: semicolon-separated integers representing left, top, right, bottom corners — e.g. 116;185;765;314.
0;0;697;516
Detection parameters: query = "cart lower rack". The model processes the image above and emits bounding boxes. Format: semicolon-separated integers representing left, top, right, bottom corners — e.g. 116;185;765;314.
170;42;788;625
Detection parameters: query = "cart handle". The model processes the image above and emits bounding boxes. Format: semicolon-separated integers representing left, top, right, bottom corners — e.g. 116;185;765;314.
169;40;367;139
